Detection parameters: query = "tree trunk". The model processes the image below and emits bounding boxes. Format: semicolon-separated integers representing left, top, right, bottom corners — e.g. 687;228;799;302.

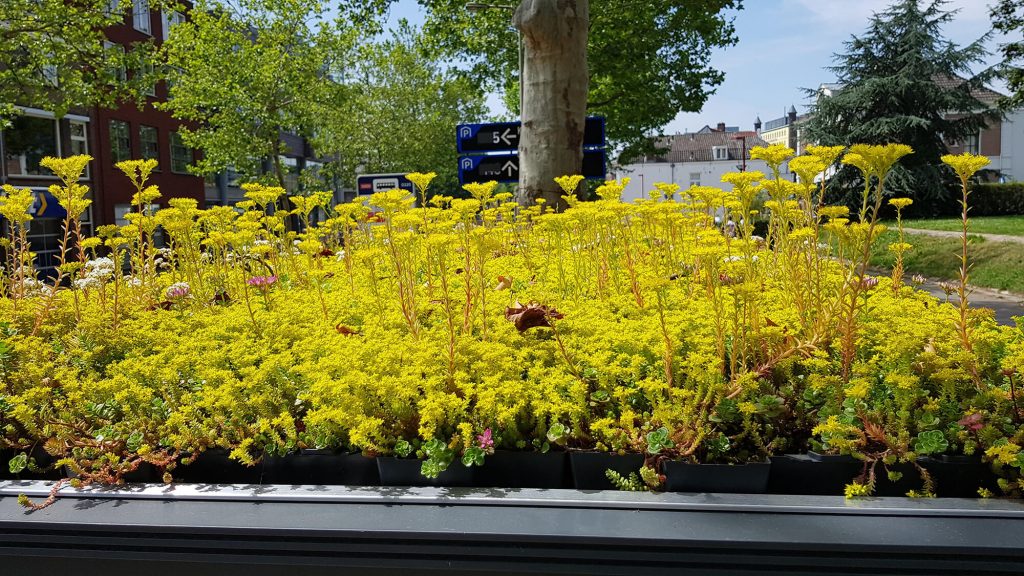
513;0;589;207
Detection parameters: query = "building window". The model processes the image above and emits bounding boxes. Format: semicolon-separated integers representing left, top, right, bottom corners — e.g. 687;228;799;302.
4;115;60;176
712;146;728;161
965;132;980;155
163;10;186;39
170;131;190;173
132;0;151;34
689;172;701;187
69;120;90;177
140;62;156;97
104;42;126;83
106;0;121;18
109;120;132;163
139;125;159;163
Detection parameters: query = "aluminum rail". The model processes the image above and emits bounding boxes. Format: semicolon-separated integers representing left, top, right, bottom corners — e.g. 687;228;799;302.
2;481;1023;575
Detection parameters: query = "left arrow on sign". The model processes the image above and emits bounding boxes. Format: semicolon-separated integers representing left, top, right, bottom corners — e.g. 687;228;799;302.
500;128;516;146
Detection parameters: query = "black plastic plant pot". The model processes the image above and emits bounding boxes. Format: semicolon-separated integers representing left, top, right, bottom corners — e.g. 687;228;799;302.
920;455;999;498
767;453;861;496
474;451;569;489
120;461;161;483
869;461;923;497
172;449;265;485
569;452;645;490
11;447;64;481
0;450;13;480
263;450;380;486
663;460;771;493
376;457;475;487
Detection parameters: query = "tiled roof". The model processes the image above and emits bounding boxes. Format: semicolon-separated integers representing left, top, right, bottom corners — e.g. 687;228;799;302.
932;74;1004;106
645;131;769;163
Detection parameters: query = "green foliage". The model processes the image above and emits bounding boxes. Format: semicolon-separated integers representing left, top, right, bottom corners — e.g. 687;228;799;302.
805;0;999;213
0;0;166;123
645;427;673;455
961;184;1024;217
992;0;1024;110
868;229;1024;294
913;430;949;455
421;438;456;478
897;215;1024;236
605;469;646;491
316;23;487;194
410;0;741;158
160;0;375;185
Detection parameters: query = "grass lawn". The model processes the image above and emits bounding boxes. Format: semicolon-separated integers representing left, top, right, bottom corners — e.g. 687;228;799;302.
895;215;1024;236
869;230;1024;294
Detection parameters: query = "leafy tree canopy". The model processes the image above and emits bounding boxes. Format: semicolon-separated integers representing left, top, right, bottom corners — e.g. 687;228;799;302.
316;22;487;194
992;0;1024;110
160;0;375;186
805;0;1000;215
398;0;740;161
0;0;168;124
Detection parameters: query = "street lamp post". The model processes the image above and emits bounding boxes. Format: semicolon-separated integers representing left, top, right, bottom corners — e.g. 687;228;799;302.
465;3;522;116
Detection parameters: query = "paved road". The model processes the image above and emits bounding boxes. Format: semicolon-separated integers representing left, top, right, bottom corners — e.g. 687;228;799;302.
902;227;1024;245
919;283;1022;326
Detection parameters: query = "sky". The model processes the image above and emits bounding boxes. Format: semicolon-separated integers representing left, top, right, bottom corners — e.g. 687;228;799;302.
383;0;1006;134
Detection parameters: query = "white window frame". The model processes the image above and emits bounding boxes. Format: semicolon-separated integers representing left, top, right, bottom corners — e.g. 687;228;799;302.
3;108;62;179
132;0;151;34
104;41;127;83
162;10;186;40
141;62;156;97
68;120;90;178
712;146;728;161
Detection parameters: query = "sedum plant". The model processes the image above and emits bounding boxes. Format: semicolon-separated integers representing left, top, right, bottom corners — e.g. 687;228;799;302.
0;147;1019;505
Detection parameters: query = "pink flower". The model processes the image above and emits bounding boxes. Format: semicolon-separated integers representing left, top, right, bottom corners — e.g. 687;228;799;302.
247;275;278;288
477;428;494;451
958;412;984;432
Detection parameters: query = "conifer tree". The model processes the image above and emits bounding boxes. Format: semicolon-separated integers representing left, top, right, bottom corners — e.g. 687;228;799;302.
805;0;1000;215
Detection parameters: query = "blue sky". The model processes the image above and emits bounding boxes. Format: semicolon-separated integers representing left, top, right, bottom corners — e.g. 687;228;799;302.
384;0;1004;134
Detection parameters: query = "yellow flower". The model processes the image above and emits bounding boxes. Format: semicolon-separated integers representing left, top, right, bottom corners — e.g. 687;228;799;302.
819;205;850;219
554;175;585;195
806;145;846;167
595;178;629;202
113;158;158;188
941;153;990;182
0;184;36;224
463;181;499;204
652;182;681;201
750;144;794;172
406;172;438;195
888;198;913;210
242;183;285;208
847;144;913;178
788;155;827;184
42;155;93;183
845;482;872;499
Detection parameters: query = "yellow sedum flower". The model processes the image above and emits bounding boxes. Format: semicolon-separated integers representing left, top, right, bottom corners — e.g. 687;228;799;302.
750;144;794;173
554;175;585;195
941;152;990;182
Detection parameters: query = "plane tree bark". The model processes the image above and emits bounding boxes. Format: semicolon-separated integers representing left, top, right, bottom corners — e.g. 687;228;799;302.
513;0;589;206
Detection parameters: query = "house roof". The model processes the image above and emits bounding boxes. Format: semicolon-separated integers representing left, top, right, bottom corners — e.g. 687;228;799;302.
932;74;1005;106
644;131;769;163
